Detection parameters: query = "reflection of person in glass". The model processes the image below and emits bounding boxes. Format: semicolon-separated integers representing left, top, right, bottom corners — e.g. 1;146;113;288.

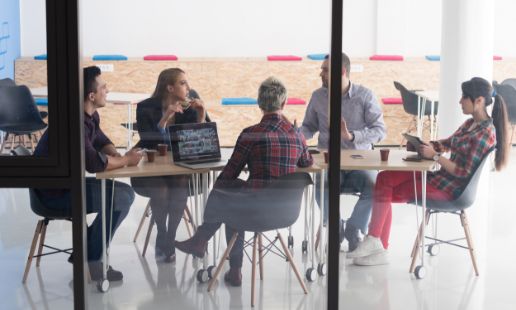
175;77;313;286
348;77;510;265
131;68;211;262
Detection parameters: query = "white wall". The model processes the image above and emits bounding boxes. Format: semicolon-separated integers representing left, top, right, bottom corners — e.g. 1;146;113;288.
18;0;516;58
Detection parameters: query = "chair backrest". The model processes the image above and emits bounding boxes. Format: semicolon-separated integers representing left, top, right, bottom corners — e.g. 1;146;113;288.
494;83;516;124
0;78;16;87
501;78;516;90
204;172;313;232
28;189;71;219
394;81;437;116
448;149;494;209
0;85;47;131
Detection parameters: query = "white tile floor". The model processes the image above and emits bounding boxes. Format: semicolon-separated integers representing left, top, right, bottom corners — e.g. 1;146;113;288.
1;153;515;309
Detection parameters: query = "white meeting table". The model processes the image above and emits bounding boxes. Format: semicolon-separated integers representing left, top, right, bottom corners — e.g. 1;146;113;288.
30;87;149;148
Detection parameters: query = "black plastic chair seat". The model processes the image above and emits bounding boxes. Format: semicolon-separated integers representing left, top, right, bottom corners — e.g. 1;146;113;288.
29;189;72;219
203;172;313;233
394;81;439;116
0;123;47;133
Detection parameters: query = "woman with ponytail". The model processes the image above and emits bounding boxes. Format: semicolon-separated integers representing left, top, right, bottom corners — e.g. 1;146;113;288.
347;77;510;266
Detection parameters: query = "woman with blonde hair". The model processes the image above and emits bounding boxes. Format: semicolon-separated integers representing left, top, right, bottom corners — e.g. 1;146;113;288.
131;68;210;262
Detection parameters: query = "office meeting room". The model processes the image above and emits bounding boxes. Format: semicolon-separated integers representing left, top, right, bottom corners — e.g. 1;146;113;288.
1;0;516;309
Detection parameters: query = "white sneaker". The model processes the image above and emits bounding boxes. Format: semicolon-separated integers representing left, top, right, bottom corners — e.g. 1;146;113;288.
353;251;389;266
346;236;384;258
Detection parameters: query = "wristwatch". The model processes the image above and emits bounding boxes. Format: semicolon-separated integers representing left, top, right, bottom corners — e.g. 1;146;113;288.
432;153;441;161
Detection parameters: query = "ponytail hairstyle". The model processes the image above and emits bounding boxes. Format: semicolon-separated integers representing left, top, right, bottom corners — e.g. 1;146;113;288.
491;93;510;170
462;77;510;170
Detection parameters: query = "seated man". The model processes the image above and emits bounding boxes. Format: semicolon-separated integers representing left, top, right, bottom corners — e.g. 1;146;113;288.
300;53;386;251
33;66;142;281
175;76;313;286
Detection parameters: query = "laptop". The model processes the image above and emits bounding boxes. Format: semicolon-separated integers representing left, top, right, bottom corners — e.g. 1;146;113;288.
168;122;228;169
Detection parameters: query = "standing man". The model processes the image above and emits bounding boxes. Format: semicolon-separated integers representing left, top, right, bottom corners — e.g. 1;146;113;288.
300;53;386;251
34;66;142;281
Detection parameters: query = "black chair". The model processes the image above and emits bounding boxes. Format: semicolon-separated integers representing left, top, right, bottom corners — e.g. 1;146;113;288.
206;172;312;307
0;78;16;87
9;145;72;283
409;149;493;278
0;85;47;152
394;81;439;144
501;78;516;90
493;83;516;144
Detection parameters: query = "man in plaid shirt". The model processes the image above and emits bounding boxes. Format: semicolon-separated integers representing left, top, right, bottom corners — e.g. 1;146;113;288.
176;77;313;286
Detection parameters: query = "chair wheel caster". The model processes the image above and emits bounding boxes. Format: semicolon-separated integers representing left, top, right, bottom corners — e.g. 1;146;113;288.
97;279;109;292
427;244;440;256
301;240;308;254
197;269;209;283
207;265;215;279
414;265;426;279
317;263;327;276
288;236;294;248
306;268;317;282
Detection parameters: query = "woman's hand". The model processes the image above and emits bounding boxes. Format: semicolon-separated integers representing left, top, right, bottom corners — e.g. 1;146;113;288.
190;98;206;122
419;143;437;159
159;104;183;128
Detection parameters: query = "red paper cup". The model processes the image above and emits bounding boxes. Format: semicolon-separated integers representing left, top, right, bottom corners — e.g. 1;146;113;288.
380;149;390;161
157;144;167;156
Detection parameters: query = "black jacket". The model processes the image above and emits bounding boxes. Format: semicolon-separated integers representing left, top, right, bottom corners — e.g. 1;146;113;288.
135;89;211;149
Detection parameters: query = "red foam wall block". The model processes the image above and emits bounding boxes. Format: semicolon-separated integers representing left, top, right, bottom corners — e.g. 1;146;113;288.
369;55;404;61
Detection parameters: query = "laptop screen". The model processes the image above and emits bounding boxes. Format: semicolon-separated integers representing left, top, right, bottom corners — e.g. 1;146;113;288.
168;122;221;163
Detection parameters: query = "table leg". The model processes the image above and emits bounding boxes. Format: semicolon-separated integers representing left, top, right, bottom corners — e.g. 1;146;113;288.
101;179;108;281
319;169;326;263
421;171;427;268
127;103;133;149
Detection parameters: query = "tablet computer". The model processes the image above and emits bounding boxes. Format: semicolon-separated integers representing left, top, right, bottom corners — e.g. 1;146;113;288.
402;133;425;150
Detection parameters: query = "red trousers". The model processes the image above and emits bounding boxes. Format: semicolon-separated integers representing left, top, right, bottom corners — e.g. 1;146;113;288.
368;171;453;249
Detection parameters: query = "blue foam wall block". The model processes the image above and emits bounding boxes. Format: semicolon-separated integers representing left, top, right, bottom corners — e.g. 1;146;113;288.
34;54;47;60
307;54;327;60
92;54;128;61
425;55;440;61
221;97;257;105
35;98;48;106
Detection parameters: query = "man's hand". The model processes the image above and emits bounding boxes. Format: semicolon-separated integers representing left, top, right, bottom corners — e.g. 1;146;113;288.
125;148;143;166
341;119;353;141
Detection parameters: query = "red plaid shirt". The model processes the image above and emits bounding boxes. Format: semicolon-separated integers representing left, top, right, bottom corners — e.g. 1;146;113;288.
429;118;495;198
218;113;313;189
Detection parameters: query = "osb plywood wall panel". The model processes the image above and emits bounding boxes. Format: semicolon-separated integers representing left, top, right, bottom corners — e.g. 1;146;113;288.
15;58;516;147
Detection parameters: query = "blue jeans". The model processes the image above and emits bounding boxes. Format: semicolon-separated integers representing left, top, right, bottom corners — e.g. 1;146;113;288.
37;177;134;262
316;170;376;234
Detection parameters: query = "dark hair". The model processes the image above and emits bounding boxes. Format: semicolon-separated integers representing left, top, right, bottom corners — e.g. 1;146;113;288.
324;53;351;77
83;66;101;100
462;77;510;170
152;68;185;98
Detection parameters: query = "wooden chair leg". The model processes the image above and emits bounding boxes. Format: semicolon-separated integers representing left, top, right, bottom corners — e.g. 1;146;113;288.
0;133;7;153
29;134;35;150
410;209;431;258
460;211;480;276
182;206;193;238
277;232;308;294
36;220;49;267
258;234;264;280
409;209;431;273
184;206;196;232
251;233;258;307
133;202;151;242
22;220;43;283
142;214;155;257
208;233;238;292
